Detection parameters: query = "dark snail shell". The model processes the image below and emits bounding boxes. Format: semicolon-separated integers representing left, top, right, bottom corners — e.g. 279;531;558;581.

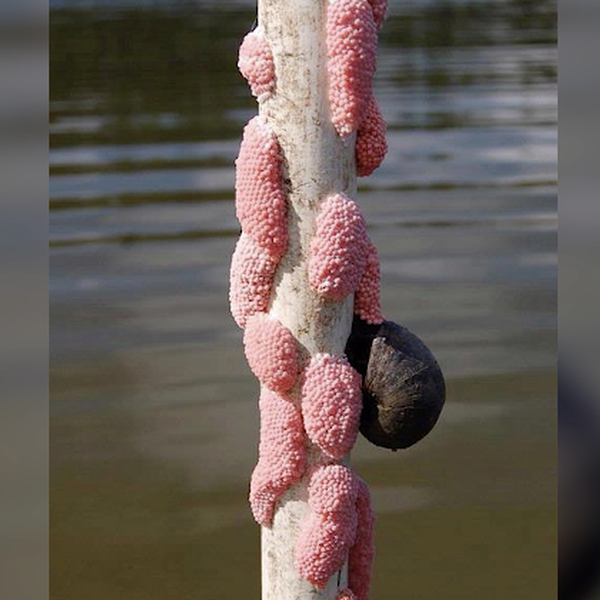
346;317;446;450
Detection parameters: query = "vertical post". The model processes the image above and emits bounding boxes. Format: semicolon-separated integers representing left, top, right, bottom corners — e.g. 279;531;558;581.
258;0;357;598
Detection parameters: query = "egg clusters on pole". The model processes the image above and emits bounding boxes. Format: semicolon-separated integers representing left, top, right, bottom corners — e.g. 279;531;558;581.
326;0;388;176
301;354;363;460
354;241;384;325
296;465;360;588
238;28;276;101
326;0;378;138
348;479;376;600
250;387;306;526
231;2;391;597
235;116;288;260
229;233;280;329
308;193;370;302
244;314;299;393
355;97;388;177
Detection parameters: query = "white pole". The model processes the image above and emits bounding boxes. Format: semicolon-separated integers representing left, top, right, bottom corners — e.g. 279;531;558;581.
258;0;357;598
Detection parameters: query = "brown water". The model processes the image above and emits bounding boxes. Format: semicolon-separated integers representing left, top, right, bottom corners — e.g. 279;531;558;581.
50;1;557;598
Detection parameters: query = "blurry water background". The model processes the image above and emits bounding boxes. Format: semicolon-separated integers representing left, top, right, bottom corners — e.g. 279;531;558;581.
50;0;557;598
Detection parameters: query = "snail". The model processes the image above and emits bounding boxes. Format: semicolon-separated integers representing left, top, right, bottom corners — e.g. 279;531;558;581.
346;316;446;450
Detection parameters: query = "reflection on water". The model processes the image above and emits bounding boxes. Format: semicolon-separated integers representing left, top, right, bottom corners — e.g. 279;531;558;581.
50;2;557;599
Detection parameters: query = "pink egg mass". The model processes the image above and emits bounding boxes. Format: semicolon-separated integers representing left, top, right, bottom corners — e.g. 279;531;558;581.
238;28;276;100
354;240;384;325
307;464;359;518
308;193;370;302
296;465;359;588
356;96;388;177
235;116;288;259
232;6;389;596
301;353;362;460
229;233;279;329
349;478;375;600
243;314;299;393
250;387;307;526
326;0;378;137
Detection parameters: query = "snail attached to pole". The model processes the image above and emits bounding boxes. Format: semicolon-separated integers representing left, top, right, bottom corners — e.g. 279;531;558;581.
347;316;446;451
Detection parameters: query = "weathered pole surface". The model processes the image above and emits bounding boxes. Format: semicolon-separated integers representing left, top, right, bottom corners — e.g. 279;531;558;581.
258;0;357;598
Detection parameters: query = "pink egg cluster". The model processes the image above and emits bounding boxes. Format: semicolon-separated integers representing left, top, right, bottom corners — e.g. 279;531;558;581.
238;29;276;100
301;353;362;460
326;0;378;138
349;478;375;600
356;97;387;177
232;14;386;599
354;240;384;325
229;233;279;329
244;314;299;393
230;115;289;327
296;465;359;588
309;193;370;302
235;116;288;259
250;388;306;526
327;0;388;176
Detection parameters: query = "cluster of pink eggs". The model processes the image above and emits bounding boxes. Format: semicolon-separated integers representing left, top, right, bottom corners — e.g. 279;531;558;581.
327;0;388;175
230;2;388;598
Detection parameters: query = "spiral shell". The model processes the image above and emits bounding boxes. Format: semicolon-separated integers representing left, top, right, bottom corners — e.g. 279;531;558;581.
346;317;446;450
